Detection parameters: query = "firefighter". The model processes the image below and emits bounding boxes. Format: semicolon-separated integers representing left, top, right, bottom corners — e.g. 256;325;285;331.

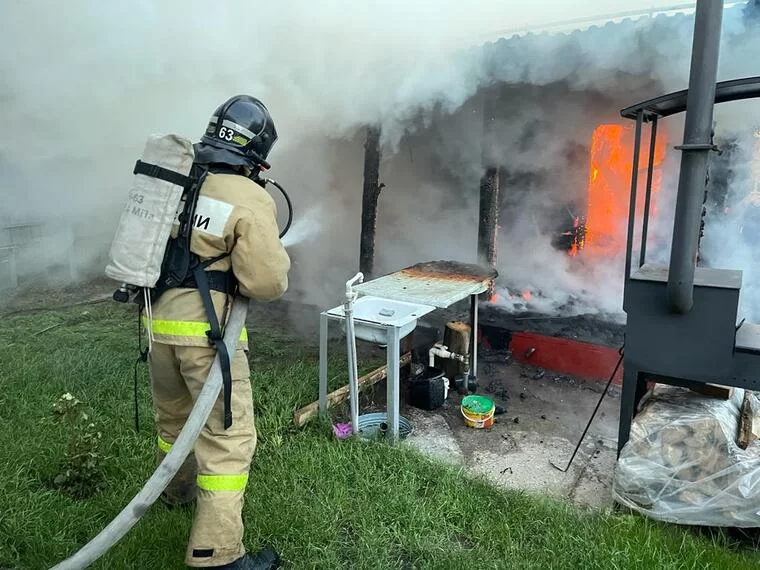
148;95;290;569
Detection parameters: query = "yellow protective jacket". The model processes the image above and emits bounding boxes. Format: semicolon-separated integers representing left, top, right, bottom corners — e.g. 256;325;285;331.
145;171;291;348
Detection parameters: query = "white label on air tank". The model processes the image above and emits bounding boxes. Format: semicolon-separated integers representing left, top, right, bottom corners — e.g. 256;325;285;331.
191;196;234;238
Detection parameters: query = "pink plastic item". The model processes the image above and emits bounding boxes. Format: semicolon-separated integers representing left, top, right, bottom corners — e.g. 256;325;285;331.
333;423;353;439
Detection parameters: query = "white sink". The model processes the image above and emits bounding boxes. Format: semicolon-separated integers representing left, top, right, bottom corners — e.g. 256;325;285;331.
327;296;436;345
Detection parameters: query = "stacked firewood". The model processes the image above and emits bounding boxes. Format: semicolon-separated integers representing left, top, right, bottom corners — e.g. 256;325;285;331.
614;385;760;527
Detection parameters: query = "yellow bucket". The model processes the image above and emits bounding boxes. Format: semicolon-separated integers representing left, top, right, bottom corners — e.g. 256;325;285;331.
461;395;495;429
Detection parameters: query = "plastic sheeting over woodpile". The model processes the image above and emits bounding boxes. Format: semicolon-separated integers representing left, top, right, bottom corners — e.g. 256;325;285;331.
614;385;760;527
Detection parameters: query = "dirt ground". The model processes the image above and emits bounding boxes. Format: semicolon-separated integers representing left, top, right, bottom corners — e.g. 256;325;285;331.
401;357;620;510
350;347;621;511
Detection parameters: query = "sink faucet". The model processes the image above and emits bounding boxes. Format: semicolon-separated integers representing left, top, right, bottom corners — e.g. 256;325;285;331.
346;272;364;303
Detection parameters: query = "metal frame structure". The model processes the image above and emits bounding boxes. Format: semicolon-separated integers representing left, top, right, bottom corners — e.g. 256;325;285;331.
618;68;760;455
621;75;760;281
614;0;760;457
620;75;760;281
317;294;481;444
318;311;404;442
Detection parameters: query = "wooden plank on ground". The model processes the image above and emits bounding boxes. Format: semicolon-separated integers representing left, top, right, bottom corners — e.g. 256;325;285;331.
294;352;411;428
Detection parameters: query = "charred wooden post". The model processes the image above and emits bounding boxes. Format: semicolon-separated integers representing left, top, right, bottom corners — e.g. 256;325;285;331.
442;321;471;379
478;88;501;297
478;166;500;269
359;125;384;277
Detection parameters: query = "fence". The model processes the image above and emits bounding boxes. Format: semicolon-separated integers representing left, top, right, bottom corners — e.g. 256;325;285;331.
0;223;110;294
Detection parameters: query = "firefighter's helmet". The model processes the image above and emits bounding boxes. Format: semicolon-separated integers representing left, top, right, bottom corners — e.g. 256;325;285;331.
195;95;278;171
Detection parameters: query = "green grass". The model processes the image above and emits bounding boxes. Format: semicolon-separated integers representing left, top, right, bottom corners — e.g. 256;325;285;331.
0;303;758;569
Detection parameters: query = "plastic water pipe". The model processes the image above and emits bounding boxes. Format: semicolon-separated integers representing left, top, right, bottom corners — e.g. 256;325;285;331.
428;343;466;368
51;296;250;570
344;273;363;435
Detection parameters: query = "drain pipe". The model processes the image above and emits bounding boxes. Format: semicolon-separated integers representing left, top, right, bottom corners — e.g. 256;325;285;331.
428;343;467;368
51;296;250;570
344;273;363;435
666;0;723;313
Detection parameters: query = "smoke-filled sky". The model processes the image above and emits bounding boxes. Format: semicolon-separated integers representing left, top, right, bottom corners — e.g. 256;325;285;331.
1;1;759;321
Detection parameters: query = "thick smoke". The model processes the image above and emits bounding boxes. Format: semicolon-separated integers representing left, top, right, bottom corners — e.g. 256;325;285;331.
1;1;759;323
699;103;760;321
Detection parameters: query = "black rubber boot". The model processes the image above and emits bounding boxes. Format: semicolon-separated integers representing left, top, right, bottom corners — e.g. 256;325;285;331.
208;547;280;569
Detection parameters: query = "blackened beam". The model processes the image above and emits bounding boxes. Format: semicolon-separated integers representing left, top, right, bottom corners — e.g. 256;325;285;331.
359;125;383;278
478;88;500;272
478;166;500;269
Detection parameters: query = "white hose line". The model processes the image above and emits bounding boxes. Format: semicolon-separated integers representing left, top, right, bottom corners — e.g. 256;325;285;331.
51;296;250;570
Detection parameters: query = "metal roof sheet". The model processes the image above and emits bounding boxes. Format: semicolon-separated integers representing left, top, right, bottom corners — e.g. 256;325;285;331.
353;260;498;309
477;2;749;47
477;2;751;83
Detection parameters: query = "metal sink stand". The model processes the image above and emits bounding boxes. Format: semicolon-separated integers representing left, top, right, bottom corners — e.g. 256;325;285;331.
317;262;496;444
318;310;405;443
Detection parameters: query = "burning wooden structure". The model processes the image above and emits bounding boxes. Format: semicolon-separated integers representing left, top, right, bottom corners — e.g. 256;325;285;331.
355;2;759;326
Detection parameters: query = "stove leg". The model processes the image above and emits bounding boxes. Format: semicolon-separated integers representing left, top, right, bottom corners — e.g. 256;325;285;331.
617;364;647;456
469;294;479;380
387;326;401;444
319;313;329;418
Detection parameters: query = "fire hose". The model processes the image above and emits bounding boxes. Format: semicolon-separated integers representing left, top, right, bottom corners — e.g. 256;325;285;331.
50;296;250;570
261;178;293;239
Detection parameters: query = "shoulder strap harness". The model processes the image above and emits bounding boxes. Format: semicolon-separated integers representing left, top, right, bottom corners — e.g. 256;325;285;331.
134;159;238;430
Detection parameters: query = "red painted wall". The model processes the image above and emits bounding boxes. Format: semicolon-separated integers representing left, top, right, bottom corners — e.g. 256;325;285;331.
508;331;624;384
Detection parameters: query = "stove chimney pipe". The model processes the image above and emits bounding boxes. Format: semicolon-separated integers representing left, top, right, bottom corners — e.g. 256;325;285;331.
666;0;723;313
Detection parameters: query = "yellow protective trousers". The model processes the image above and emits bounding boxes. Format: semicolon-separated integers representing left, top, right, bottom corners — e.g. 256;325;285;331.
149;341;256;567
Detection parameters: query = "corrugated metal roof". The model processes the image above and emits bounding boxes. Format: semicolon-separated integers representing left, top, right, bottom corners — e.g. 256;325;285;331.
475;2;753;90
476;2;749;46
353;260;498;309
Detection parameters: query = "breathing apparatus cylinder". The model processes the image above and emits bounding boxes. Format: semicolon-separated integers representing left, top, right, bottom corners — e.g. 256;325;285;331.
51;296;249;570
105;134;195;290
105;136;294;307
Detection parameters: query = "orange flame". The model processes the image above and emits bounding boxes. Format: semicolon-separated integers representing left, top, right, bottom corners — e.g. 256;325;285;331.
582;124;667;258
521;290;532;301
567;215;584;257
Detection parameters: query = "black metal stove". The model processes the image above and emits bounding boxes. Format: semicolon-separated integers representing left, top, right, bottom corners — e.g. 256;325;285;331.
617;0;760;454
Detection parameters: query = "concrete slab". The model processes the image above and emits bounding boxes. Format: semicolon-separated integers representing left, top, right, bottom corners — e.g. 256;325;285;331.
404;408;465;466
399;352;622;510
570;440;618;510
468;433;579;498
